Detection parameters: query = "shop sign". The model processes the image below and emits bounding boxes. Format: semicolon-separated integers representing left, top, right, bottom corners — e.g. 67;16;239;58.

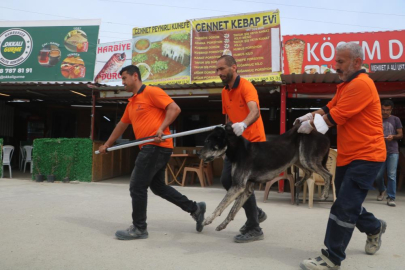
132;21;191;85
131;10;282;85
283;30;405;75
190;10;281;83
94;40;132;84
0;19;100;82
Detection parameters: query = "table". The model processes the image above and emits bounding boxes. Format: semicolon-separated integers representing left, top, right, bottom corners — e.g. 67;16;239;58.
166;154;198;185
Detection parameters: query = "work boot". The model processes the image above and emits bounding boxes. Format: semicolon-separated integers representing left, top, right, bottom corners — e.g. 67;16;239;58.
115;225;148;240
377;190;386;201
239;209;267;234
300;254;340;270
191;202;206;232
365;219;387;255
234;228;264;243
387;198;396;207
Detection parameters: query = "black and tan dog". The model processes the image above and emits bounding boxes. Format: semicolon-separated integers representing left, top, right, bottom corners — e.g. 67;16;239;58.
199;123;331;231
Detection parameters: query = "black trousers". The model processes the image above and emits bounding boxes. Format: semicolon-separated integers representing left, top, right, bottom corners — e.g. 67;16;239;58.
129;145;197;230
324;160;383;265
220;156;261;230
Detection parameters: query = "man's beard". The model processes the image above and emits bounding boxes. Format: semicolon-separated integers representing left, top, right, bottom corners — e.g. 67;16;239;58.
220;71;234;85
124;84;133;92
337;61;357;81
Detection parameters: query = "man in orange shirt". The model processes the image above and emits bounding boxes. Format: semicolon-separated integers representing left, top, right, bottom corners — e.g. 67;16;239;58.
296;43;387;270
98;65;206;240
216;55;267;243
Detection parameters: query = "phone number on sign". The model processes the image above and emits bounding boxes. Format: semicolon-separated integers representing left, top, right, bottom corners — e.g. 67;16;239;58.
0;68;33;74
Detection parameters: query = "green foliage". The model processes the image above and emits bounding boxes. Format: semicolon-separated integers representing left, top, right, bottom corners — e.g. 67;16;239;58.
0;138;3;177
32;138;93;182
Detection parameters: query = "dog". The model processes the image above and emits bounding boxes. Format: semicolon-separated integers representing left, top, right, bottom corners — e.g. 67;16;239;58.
199;123;331;231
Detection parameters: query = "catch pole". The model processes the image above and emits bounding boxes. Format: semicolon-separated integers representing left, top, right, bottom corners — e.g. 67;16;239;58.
95;125;223;154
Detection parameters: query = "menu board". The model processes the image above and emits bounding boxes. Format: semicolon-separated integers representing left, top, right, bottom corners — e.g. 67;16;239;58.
283;30;405;75
190;10;281;83
94;40;132;84
132;21;191;85
0;20;100;82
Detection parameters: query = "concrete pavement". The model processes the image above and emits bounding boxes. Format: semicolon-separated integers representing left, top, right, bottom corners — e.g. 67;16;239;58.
0;176;404;270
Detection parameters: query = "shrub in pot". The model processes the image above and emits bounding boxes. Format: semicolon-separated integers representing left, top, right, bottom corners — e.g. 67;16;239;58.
63;156;74;183
34;157;44;182
47;151;58;183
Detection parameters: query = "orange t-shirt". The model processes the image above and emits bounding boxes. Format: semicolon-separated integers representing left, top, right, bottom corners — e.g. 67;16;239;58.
325;72;386;166
222;76;266;142
121;85;173;149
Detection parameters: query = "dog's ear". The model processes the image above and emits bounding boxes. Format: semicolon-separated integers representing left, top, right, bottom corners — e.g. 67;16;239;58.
225;122;234;134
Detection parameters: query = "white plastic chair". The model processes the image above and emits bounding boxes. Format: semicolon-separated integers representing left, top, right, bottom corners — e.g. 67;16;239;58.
23;146;33;173
19;146;26;171
2;145;14;178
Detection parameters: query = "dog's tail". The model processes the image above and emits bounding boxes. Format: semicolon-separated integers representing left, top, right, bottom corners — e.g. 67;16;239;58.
321;150;328;168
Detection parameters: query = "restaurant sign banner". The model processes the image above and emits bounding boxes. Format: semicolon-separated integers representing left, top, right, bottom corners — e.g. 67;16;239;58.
283;30;405;75
94;40;132;84
132;21;191;85
0;19;100;82
190;10;281;83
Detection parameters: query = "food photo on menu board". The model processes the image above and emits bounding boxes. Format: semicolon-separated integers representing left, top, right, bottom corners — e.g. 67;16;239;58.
61;55;86;79
132;21;191;84
132;32;190;81
94;52;127;83
64;29;89;52
38;44;61;67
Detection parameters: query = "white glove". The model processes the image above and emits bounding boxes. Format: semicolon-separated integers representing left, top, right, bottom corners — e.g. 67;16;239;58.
232;122;247;136
314;114;329;134
298;120;314;134
293;113;313;125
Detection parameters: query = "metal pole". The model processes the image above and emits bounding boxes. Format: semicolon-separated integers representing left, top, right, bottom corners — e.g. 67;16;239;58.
95;125;223;154
278;84;287;193
91;93;96;141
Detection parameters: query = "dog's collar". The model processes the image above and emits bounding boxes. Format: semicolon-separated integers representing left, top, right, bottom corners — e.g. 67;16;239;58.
225;75;240;90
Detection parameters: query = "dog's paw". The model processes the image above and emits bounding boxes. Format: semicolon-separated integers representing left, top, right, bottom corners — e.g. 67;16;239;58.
203;218;213;226
320;193;329;200
216;224;226;231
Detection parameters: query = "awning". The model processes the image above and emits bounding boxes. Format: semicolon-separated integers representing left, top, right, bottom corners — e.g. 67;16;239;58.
0;80;282;103
281;70;405;98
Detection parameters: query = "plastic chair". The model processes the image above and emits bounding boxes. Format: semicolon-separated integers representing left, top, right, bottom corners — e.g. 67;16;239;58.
2;145;14;178
263;169;295;204
181;159;213;187
19;146;25;171
303;149;337;208
23;146;33;173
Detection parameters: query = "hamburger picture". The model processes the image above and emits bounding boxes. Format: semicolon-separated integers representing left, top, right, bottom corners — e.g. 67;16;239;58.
61;56;86;79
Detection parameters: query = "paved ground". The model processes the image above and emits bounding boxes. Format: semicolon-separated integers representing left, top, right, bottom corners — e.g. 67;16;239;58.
0;173;404;270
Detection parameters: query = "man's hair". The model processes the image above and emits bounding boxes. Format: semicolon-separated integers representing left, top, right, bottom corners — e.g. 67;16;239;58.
217;55;237;67
119;65;142;81
381;99;394;108
336;42;364;62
